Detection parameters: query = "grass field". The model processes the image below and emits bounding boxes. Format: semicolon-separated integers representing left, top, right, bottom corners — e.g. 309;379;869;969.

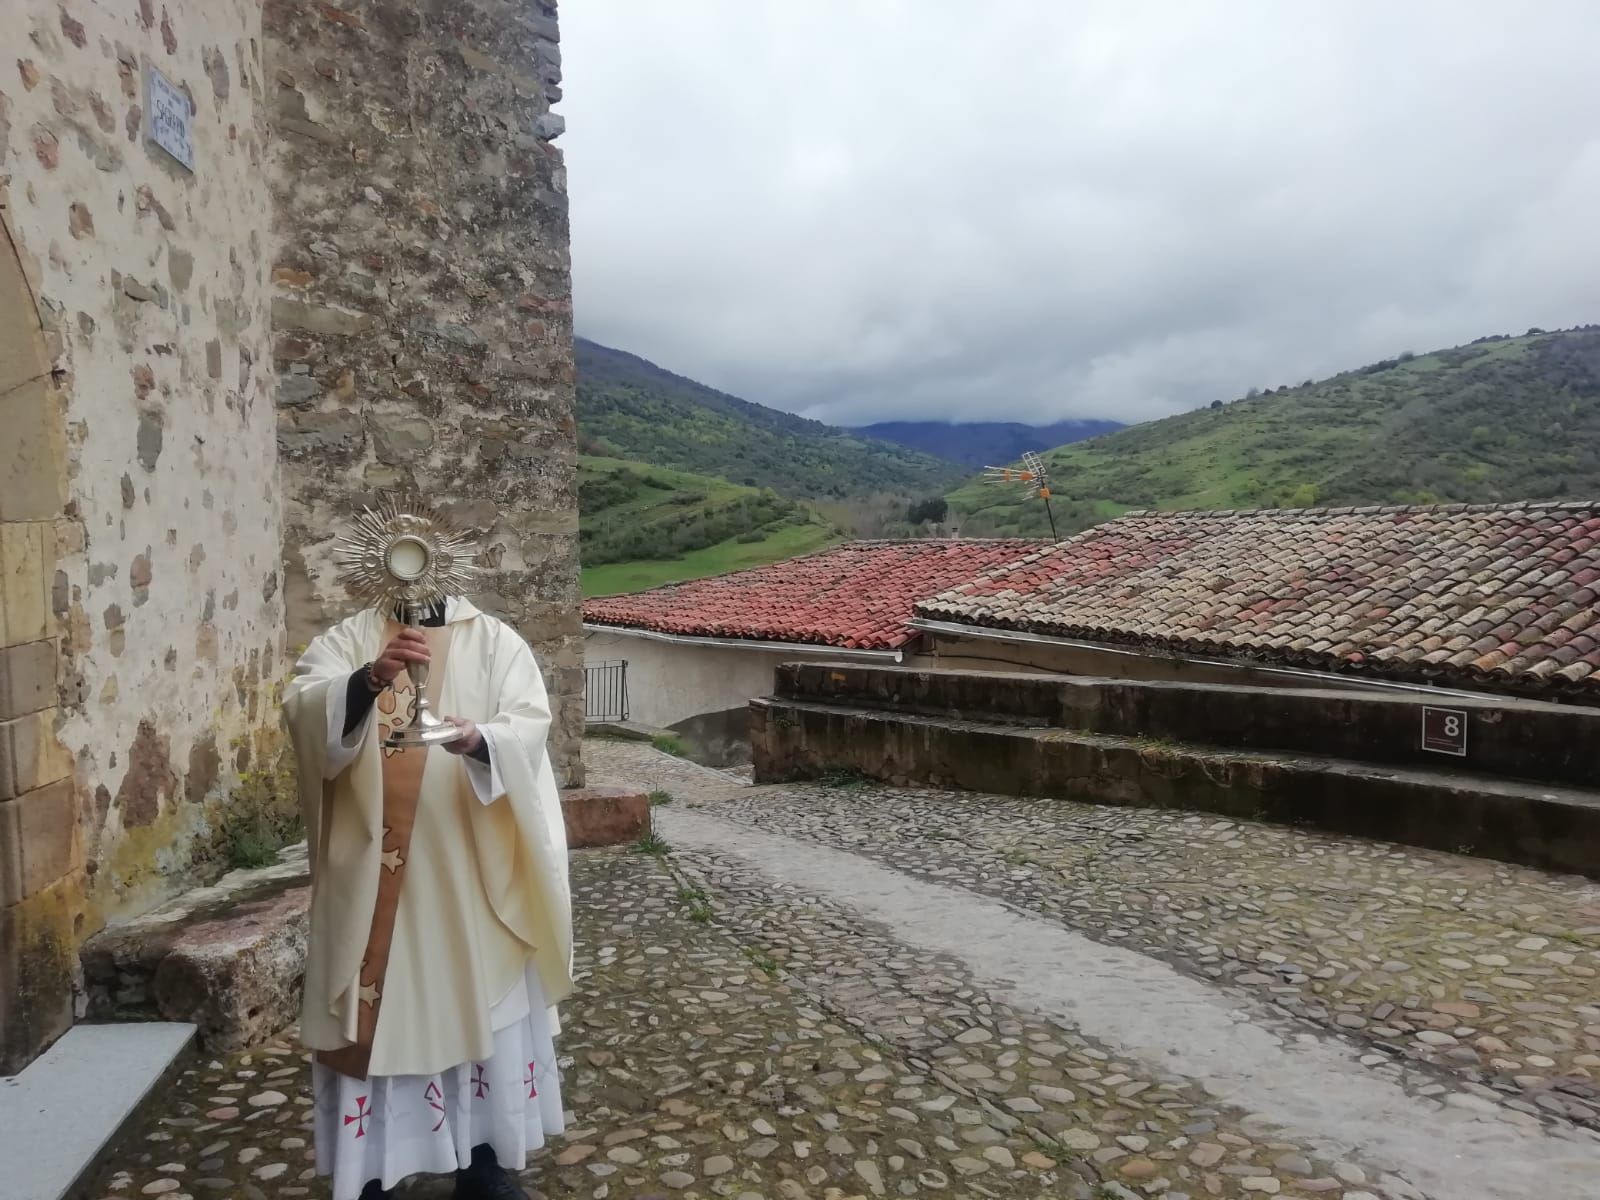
579;455;842;595
582;519;840;596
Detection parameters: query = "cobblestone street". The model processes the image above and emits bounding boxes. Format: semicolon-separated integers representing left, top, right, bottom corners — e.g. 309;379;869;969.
86;741;1600;1200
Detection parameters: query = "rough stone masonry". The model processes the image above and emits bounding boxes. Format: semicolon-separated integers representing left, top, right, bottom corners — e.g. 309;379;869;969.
0;0;582;1074
1;0;284;1073
266;0;585;789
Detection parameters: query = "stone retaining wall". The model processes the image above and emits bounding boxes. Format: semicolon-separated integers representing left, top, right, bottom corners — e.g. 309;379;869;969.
773;662;1600;788
751;698;1600;879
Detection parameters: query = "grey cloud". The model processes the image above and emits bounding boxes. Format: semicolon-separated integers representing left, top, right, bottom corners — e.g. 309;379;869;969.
559;1;1600;425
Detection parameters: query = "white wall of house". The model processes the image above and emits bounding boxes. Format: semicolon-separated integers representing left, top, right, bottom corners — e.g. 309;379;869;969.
583;628;805;729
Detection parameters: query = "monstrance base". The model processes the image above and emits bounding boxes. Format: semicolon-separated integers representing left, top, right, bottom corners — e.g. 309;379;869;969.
384;720;464;748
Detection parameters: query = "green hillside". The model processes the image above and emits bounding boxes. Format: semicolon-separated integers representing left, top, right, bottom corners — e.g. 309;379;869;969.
577;339;965;499
952;327;1600;537
579;456;840;596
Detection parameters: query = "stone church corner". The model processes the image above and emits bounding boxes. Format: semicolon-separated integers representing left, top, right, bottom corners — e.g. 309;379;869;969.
0;0;580;1075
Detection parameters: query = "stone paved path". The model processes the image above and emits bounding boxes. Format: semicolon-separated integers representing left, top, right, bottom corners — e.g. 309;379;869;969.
84;740;1600;1200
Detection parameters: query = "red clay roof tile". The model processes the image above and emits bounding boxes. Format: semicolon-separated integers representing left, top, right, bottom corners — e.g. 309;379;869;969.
583;539;1045;651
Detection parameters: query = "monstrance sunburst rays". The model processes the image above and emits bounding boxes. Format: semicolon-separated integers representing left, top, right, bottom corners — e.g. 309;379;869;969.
333;494;480;618
333;494;480;748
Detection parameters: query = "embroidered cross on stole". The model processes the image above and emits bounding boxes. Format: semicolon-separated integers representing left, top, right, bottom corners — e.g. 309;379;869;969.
317;621;454;1082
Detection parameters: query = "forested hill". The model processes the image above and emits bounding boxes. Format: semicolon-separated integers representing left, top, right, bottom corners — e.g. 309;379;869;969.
575;339;965;499
951;326;1600;538
856;419;1125;470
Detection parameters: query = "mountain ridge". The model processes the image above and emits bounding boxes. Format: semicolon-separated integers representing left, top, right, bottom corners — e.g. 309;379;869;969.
950;325;1600;539
575;338;966;499
854;419;1126;470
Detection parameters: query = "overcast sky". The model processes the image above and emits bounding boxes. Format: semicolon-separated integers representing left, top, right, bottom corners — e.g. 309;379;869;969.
559;2;1600;427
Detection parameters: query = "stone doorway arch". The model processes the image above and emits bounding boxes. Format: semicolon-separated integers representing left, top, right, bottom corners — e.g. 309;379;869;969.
0;208;78;1074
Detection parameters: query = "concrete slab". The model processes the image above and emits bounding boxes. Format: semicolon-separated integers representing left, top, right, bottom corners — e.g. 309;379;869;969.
0;1021;194;1200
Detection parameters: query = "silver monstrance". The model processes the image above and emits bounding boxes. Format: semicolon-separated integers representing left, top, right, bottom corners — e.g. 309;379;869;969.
333;495;480;747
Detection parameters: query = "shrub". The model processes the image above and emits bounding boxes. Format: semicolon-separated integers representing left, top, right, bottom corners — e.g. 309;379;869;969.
651;733;689;757
216;749;303;870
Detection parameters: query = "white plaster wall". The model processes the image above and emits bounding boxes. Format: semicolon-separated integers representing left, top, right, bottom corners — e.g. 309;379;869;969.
3;0;282;915
584;630;797;730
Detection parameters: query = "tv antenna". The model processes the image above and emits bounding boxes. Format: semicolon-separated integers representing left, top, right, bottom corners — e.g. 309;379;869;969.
982;450;1058;540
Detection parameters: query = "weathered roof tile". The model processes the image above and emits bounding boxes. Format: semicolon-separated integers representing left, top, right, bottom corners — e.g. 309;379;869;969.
917;502;1600;697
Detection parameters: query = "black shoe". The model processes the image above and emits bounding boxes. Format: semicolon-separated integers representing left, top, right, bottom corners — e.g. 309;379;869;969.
359;1181;395;1200
455;1144;529;1200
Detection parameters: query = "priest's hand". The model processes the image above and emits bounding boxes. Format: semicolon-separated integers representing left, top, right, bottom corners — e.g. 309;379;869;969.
441;717;484;756
372;628;430;687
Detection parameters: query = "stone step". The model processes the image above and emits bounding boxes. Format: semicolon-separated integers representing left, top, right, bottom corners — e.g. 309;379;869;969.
79;788;651;1054
771;661;1600;789
0;1021;194;1200
751;696;1600;879
80;844;311;1054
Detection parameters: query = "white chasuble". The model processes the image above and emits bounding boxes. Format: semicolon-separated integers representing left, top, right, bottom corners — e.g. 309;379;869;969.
283;598;573;1196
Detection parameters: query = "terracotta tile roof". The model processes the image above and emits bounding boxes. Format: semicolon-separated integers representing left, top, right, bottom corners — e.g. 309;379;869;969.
584;540;1045;651
917;503;1600;696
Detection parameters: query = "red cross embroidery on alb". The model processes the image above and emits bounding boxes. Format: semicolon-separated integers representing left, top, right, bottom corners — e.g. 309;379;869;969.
425;1080;446;1132
344;1094;372;1138
472;1064;490;1099
524;1060;538;1099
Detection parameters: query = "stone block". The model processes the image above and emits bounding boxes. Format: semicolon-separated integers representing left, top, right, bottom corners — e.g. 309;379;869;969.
0;638;56;720
0;902;14;1041
0;882;78;1075
270;296;373;337
369;414;434;463
0;709;72;800
81;845;311;1052
562;786;649;849
0;234;46;394
0;521;51;645
0;780;78;905
276;373;323;408
0;806;18;908
0;378;66;523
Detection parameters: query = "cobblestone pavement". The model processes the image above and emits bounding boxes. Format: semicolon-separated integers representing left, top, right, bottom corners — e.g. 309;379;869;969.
588;740;1600;1131
85;741;1599;1200
588;740;1600;1198
88;851;1086;1200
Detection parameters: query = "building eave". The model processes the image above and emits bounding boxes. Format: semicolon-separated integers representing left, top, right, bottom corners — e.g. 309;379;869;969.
583;622;907;663
908;618;1551;705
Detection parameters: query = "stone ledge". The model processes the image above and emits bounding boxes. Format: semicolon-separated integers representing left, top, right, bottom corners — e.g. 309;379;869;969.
0;1021;195;1200
78;791;651;1052
80;845;310;1053
562;785;650;849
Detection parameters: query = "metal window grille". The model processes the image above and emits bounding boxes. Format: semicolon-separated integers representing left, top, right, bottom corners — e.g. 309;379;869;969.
584;659;629;723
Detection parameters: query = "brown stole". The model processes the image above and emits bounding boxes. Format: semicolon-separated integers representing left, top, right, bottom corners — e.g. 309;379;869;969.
317;621;454;1081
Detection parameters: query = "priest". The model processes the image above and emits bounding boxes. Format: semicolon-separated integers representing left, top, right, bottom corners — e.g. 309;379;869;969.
283;596;573;1200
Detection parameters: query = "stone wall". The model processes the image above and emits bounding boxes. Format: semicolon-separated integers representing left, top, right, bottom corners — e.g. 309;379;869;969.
750;692;1600;879
264;0;584;786
772;661;1600;788
1;0;283;1072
